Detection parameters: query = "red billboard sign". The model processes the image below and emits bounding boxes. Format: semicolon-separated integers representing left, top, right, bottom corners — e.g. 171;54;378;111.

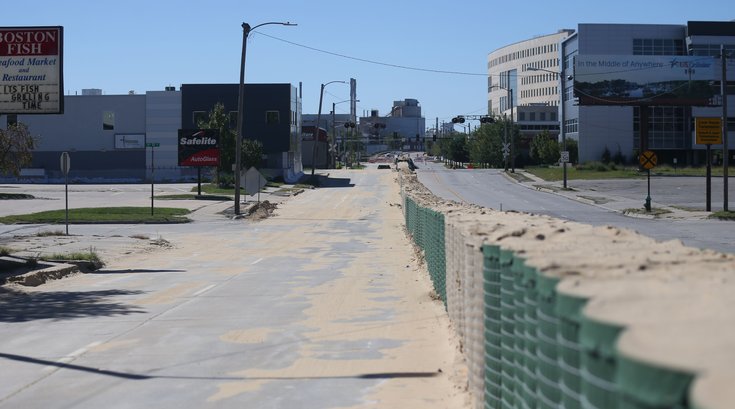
0;26;63;114
178;129;220;167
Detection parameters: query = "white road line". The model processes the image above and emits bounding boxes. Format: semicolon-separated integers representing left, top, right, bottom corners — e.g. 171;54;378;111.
193;284;216;296
250;257;264;265
42;341;101;372
332;194;349;209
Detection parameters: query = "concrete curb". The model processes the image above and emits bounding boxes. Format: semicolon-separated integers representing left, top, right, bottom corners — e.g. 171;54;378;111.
4;262;80;287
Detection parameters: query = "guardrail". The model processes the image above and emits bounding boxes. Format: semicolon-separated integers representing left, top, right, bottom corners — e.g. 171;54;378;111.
400;169;735;409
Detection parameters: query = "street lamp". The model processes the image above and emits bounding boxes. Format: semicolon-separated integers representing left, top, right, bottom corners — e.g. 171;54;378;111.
527;66;573;189
235;21;297;215
489;84;514;172
311;80;347;176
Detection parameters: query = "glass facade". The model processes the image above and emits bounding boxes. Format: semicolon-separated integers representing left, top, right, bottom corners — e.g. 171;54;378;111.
633;106;688;149
632;38;685;55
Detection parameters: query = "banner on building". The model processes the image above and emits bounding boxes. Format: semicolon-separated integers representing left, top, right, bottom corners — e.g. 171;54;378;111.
0;26;64;114
178;129;219;167
574;55;719;106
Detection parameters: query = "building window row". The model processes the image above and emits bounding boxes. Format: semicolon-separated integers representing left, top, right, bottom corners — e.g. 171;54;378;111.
564;118;578;134
522;72;559;85
689;44;735;56
489;42;559;68
519;124;560;131
633;106;687;149
518;112;558;122
632;38;685;56
520;87;558;98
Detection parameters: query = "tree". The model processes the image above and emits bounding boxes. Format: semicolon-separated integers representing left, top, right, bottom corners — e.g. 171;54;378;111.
447;135;469;162
468;122;504;167
564;138;579;165
529;130;560;165
196;103;235;182
241;138;263;170
0;122;36;176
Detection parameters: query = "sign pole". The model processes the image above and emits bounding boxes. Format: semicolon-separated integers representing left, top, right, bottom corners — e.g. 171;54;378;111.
722;44;729;212
706;144;712;211
646;169;652;212
151;146;155;216
60;152;70;235
197;168;202;196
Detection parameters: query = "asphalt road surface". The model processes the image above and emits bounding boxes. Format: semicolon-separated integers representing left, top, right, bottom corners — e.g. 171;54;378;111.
416;161;735;254
0;170;469;409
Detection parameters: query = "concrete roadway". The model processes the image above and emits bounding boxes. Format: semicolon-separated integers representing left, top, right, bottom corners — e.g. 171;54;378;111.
0;170;469;409
415;161;735;254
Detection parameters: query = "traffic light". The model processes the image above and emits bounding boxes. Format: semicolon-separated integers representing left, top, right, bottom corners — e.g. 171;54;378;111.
451;116;465;124
480;116;496;124
373;123;386;129
344;121;356;128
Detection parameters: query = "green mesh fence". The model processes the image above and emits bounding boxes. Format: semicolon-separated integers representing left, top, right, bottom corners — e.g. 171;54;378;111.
405;190;700;409
499;249;516;409
616;352;694;409
483;245;503;409
403;196;446;307
537;274;562;409
579;316;625;409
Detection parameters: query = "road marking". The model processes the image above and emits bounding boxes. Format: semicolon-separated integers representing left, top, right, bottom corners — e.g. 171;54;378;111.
42;341;101;372
333;194;349;209
250;257;264;265
193;284;216;296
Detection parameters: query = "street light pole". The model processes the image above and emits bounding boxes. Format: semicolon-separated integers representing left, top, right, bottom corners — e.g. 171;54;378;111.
528;66;570;188
234;21;296;216
310;80;346;176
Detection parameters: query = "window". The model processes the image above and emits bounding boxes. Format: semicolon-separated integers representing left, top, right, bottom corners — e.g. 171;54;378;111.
266;110;280;125
530;112;536;121
518;112;525;121
192;111;207;127
540;112;546;121
103;111;115;130
633;38;685;55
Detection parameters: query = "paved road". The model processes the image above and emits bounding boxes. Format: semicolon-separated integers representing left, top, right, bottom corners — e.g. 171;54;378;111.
0;170;469;409
416;161;735;254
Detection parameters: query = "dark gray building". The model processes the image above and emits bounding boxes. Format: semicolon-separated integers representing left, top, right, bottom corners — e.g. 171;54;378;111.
181;83;302;181
2;83;302;182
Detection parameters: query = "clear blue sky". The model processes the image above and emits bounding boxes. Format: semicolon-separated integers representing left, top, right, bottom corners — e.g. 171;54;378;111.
3;0;733;126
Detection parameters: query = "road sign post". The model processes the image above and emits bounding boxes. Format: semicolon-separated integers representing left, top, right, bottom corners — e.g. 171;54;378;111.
60;152;70;235
639;150;657;212
146;142;159;215
695;117;722;212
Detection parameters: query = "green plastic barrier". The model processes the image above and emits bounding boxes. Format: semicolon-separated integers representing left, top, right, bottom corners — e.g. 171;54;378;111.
536;274;562;409
483;244;503;409
499;249;516;409
522;262;539;409
616;352;694;409
579;315;625;409
511;257;528;407
556;290;588;409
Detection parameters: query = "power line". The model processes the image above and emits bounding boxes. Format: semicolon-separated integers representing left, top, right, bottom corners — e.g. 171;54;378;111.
255;32;487;77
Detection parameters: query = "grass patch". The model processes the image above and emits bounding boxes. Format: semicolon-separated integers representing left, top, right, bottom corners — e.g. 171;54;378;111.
156;193;231;201
0;207;191;224
624;207;672;216
44;250;102;264
710;211;735;220
35;229;65;237
0;192;35;200
0;246;12;256
526;165;643;181
189;184;238;195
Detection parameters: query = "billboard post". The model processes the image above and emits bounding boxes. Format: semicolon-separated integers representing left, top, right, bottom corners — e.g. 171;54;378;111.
178;129;220;196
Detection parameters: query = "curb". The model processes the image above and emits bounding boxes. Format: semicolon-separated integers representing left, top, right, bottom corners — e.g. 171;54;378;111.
3;262;80;287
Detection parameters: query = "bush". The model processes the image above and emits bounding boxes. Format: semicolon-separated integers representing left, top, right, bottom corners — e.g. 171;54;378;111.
601;147;612;164
577;161;611;172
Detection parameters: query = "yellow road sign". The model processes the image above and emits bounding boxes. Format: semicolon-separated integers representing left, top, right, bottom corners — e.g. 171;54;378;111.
695;117;722;145
639;150;657;170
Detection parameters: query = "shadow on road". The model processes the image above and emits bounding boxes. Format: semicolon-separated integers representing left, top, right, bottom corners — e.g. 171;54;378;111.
0;287;145;322
0;350;439;382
